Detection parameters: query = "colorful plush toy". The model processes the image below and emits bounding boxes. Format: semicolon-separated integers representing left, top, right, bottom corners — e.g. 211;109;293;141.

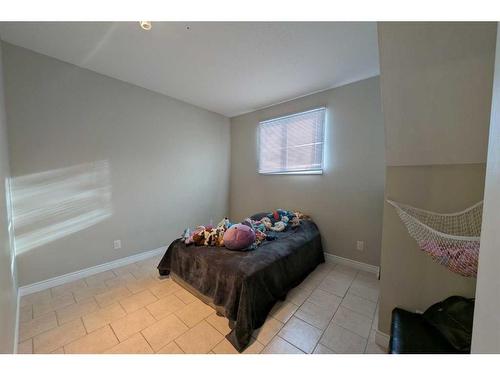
270;221;286;232
181;209;310;250
223;224;256;251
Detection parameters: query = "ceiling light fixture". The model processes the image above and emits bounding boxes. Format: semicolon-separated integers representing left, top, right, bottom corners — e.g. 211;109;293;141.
139;21;152;31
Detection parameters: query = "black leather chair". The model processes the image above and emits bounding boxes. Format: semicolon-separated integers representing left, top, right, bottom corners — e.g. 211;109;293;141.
389;296;474;354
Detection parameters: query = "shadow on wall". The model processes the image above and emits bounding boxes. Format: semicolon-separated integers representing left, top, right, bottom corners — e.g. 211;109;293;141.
10;160;112;255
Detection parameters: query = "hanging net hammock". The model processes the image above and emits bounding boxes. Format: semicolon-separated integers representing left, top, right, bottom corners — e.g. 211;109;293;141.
387;199;483;278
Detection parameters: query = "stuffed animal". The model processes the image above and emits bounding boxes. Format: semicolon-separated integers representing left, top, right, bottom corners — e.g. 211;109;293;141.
290;216;301;227
260;217;272;230
254;229;267;245
223;224;256;251
270;221;286;232
217;217;232;230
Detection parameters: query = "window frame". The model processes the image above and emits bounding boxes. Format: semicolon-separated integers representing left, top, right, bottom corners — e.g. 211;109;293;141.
258;107;326;175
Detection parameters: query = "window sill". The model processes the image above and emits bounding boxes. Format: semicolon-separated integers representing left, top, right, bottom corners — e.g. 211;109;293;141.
259;170;323;175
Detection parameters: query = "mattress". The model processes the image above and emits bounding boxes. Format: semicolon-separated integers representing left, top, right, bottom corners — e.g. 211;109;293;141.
157;219;324;351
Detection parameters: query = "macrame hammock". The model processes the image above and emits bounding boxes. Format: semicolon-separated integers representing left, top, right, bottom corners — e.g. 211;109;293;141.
387;199;483;278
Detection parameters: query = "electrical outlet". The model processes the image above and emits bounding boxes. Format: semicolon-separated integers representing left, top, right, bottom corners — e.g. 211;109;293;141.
356;240;364;251
113;240;122;250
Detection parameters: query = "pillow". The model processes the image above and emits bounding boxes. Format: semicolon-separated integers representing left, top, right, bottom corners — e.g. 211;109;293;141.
422;296;475;352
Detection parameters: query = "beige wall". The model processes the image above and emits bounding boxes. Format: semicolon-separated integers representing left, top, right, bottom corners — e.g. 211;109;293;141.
0;41;17;353
377;22;496;335
379;22;496;166
230;77;385;266
2;43;231;286
472;25;500;353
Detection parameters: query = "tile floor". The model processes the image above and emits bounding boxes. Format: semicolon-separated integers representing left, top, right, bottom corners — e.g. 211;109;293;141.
17;256;387;354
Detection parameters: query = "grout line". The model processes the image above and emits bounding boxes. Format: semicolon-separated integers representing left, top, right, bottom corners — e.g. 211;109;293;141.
312;267;359;354
139;331;156;353
108;323;121;344
271;263;336;354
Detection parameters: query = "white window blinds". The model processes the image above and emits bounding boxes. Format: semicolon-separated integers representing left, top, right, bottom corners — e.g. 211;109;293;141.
259;107;326;174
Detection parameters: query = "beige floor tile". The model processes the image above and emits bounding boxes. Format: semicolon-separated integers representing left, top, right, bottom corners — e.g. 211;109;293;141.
148;279;182;299
252;316;283;345
295;301;336;330
72;283;109;302
33;319;86;353
175;321;224;354
105;333;154;354
146;294;186;320
349;280;379;302
19;305;33;323
125;276;158;294
112;263;140;277
20;289;52;307
262;336;304;354
205;313;232;335
136;256;162;268
355;271;378;283
51;279;87;297
317;276;351;298
320;323;367;354
212;338;264;354
313;343;336;354
130;266;157;280
270;301;298;324
111;308;156;342
341;292;377;318
56;298;99;325
105;272;137;289
332;264;358;277
332;306;372;338
65;325;119;354
307;289;343;310
141;314;189;351
17;339;33;354
156;341;184;354
174;300;214;328
299;273;327;291
19;312;58;342
278;316;322;353
85;270;116;286
94;286;131;308
286;286;312;306
327;269;357;284
174;289;198;304
82;303;127;333
119;290;157;313
365;342;386;354
51;347;65;354
33;293;75;318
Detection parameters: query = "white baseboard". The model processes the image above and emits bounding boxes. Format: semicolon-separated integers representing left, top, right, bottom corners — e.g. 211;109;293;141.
375;330;390;350
18;246;167;297
324;253;380;275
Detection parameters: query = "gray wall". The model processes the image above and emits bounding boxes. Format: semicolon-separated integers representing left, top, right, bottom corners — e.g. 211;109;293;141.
2;43;231;286
472;25;500;353
377;22;496;334
0;41;17;353
380;22;494;166
229;77;385;266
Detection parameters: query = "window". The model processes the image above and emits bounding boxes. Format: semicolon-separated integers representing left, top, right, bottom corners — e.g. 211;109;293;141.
259;107;326;174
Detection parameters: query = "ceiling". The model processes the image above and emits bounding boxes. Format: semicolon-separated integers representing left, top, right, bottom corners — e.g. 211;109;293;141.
0;22;380;117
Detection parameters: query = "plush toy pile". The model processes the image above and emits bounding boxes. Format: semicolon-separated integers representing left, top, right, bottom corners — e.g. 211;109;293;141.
181;209;310;251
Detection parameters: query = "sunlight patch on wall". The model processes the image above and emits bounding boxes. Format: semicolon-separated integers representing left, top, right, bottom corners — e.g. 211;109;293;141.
10;161;112;255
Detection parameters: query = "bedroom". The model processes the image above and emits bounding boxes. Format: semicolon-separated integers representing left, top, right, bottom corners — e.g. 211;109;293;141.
1;0;500;371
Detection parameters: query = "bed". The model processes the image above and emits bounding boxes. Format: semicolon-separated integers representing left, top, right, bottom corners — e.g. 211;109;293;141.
157;213;324;352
